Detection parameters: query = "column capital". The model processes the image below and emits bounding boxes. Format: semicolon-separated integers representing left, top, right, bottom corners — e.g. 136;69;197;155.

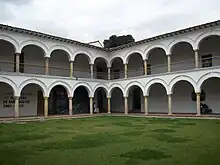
166;53;172;56
194;49;199;52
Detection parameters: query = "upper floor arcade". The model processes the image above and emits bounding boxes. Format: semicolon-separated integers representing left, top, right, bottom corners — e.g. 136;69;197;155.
0;20;220;80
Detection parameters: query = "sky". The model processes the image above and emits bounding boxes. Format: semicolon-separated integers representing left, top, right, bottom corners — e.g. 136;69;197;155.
0;0;220;44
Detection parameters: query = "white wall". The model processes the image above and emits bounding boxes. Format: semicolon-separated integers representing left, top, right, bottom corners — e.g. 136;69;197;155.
22;45;45;75
171;42;195;72
148;48;167;74
20;84;40;116
148;84;168;114
0;83;38;117
127;54;143;77
49;50;70;77
202;78;220;114
111;88;124;112
74;54;90;78
111;58;124;79
172;81;196;114
0;40;15;72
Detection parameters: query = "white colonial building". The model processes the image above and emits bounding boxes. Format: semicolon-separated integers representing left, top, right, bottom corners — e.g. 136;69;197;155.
0;20;220;118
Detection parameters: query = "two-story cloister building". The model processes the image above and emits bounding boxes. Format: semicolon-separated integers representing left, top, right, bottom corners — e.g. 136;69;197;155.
0;20;220;118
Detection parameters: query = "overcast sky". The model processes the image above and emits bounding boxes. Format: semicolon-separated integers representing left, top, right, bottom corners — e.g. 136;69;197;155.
0;0;220;43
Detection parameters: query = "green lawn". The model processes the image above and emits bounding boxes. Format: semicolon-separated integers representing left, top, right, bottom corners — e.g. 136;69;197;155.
0;116;220;165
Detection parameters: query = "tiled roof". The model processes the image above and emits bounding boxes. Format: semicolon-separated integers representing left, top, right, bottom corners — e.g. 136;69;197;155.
0;19;219;52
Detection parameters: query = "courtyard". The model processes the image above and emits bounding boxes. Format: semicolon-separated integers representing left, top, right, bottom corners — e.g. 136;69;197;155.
0;116;220;165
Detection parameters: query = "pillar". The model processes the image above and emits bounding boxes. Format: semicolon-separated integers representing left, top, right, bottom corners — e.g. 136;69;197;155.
90;97;93;114
108;67;111;80
45;57;49;75
144;96;148;115
15;53;20;72
144;60;148;75
168;94;172;115
167;54;171;72
124;97;128;114
196;93;201;116
90;64;94;79
70;61;73;78
107;97;111;113
194;49;199;68
44;97;48;117
124;64;128;78
14;97;19;118
69;97;73;116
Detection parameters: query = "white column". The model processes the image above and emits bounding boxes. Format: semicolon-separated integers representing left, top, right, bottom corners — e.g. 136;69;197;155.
144;96;148;115
14;97;19;118
196;93;201;116
124;64;128;78
194;49;199;68
144;60;148;75
45;57;49;75
168;94;172;115
90;97;93;114
44;97;48;117
124;97;128;114
107;97;111;113
70;61;73;78
108;67;111;80
167;54;171;72
69;97;73;116
15;53;20;72
90;64;94;79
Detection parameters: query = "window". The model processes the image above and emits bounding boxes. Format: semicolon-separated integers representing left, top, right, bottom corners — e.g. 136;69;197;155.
202;54;212;68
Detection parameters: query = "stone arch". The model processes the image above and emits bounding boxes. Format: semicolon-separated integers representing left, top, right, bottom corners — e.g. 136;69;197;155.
195;30;220;50
145;78;168;96
108;83;124;97
48;80;72;97
145;44;168;59
72;82;92;97
125;49;144;64
197;72;220;92
110;57;124;66
0;34;19;53
0;77;17;96
169;75;197;94
19;40;48;56
124;81;144;97
168;37;195;54
18;78;47;97
92;84;108;97
73;50;92;64
93;57;108;66
48;45;73;61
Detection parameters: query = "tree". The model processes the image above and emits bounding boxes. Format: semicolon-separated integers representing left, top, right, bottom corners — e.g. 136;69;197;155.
103;35;135;48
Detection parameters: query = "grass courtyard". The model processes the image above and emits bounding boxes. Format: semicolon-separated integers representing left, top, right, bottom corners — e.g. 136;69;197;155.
0;116;220;165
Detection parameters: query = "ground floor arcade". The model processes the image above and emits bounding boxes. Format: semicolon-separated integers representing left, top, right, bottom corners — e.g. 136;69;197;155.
0;77;219;118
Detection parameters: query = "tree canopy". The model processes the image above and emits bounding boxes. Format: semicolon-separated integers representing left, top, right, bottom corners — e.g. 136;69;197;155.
103;35;135;48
